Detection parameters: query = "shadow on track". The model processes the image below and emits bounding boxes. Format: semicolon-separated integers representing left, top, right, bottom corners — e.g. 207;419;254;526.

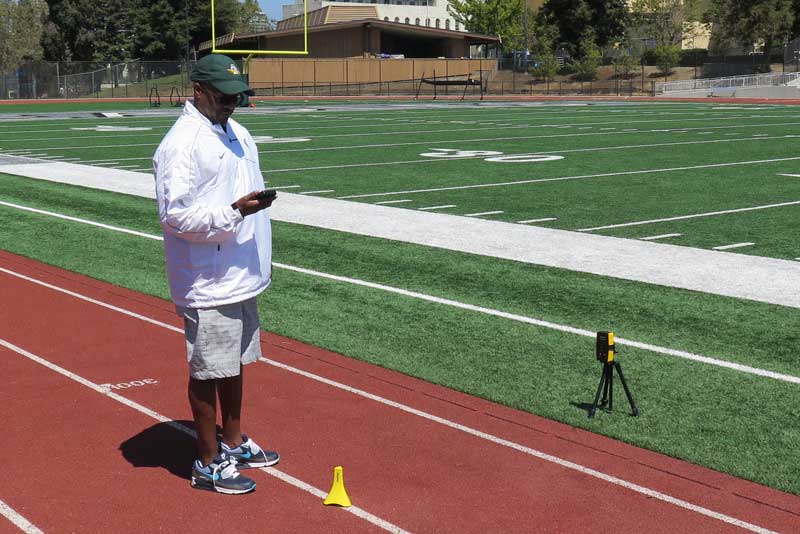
119;420;198;479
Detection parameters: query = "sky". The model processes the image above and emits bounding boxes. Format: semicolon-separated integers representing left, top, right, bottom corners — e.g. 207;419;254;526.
259;0;286;22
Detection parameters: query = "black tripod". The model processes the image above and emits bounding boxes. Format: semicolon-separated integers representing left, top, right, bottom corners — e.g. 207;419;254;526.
589;359;639;419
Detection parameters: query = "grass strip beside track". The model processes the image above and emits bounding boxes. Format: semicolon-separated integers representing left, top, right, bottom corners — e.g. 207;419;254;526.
1;172;799;495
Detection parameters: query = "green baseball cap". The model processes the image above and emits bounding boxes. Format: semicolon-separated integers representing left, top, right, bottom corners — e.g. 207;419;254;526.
191;54;254;95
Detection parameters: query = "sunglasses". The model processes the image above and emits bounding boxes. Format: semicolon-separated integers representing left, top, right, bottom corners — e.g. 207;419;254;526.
204;85;243;106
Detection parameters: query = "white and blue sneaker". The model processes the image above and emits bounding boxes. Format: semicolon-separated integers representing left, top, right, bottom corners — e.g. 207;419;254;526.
220;434;280;468
190;454;256;495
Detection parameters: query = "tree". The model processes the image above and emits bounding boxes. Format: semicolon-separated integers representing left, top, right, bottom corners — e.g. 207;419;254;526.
613;45;640;79
42;0;246;61
629;0;710;73
130;0;191;60
0;0;49;73
527;13;560;80
654;43;681;73
42;0;135;61
448;0;524;53
793;0;800;39
571;30;602;80
629;0;687;49
233;0;272;33
711;0;795;69
538;0;628;55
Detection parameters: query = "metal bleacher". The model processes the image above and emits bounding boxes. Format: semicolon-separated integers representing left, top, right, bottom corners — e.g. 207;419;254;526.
656;72;800;98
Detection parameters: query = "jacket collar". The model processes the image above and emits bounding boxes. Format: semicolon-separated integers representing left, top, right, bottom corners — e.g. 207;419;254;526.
184;100;238;142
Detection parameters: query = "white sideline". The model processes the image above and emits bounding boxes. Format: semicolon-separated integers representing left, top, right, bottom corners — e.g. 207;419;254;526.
0;499;43;534
0;278;779;534
0;203;798;385
0;338;409;534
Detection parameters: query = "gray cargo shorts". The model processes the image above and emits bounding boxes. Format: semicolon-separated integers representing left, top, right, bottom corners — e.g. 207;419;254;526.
177;297;261;380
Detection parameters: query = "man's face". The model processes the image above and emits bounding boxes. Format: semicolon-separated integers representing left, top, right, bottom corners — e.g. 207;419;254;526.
194;82;239;127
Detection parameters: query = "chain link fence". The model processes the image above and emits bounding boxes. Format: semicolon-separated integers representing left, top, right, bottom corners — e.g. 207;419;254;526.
2;52;799;101
0;60;193;99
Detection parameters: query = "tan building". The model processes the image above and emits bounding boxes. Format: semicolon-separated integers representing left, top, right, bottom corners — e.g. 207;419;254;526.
226;6;500;59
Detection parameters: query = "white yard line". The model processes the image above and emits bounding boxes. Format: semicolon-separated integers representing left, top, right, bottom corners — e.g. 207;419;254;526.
0;275;782;534
0;337;409;534
81;157;150;164
299;190;335;195
3;143;152;153
713;242;755;251
518;218;558;224
777;174;800;178
337;157;800;199
259;122;800;156
464;210;504;217
5;113;797;155
640;233;683;241
270;135;795;174
418;205;456;211
375;199;413;205
578;200;800;232
0;499;43;534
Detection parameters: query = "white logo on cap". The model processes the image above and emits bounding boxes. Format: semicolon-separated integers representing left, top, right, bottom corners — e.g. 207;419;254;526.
228;64;240;75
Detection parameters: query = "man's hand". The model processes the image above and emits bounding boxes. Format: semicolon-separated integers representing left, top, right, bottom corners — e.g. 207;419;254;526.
232;190;276;216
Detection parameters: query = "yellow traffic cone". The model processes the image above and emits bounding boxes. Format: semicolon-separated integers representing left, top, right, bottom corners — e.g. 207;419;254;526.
323;466;352;507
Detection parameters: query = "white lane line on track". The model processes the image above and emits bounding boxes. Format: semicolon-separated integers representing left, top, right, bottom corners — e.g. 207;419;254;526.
578;200;800;232
260;358;776;534
0;203;797;386
336;156;800;199
0;338;410;534
0;279;779;534
0;498;43;534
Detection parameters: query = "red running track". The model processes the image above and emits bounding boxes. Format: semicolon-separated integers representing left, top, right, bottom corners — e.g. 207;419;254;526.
1;249;799;534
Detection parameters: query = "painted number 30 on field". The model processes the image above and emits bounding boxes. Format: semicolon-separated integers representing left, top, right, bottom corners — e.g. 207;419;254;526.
419;148;564;163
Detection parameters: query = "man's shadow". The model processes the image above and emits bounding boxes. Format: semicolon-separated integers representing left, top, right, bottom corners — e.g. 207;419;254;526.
119;420;203;480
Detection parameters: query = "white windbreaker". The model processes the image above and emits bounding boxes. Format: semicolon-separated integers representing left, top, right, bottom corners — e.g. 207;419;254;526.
153;100;271;308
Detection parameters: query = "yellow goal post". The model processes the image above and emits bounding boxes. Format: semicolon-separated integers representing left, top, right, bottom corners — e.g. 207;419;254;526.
210;0;308;56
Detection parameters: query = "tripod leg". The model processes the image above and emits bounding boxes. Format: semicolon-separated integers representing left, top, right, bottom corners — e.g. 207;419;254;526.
588;369;607;419
614;362;639;416
600;363;611;406
607;364;614;411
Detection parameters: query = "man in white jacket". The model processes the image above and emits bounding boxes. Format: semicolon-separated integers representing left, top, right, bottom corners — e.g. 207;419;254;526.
153;54;278;495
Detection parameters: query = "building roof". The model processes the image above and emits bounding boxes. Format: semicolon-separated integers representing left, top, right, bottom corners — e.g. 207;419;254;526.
238;18;501;45
277;5;379;30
